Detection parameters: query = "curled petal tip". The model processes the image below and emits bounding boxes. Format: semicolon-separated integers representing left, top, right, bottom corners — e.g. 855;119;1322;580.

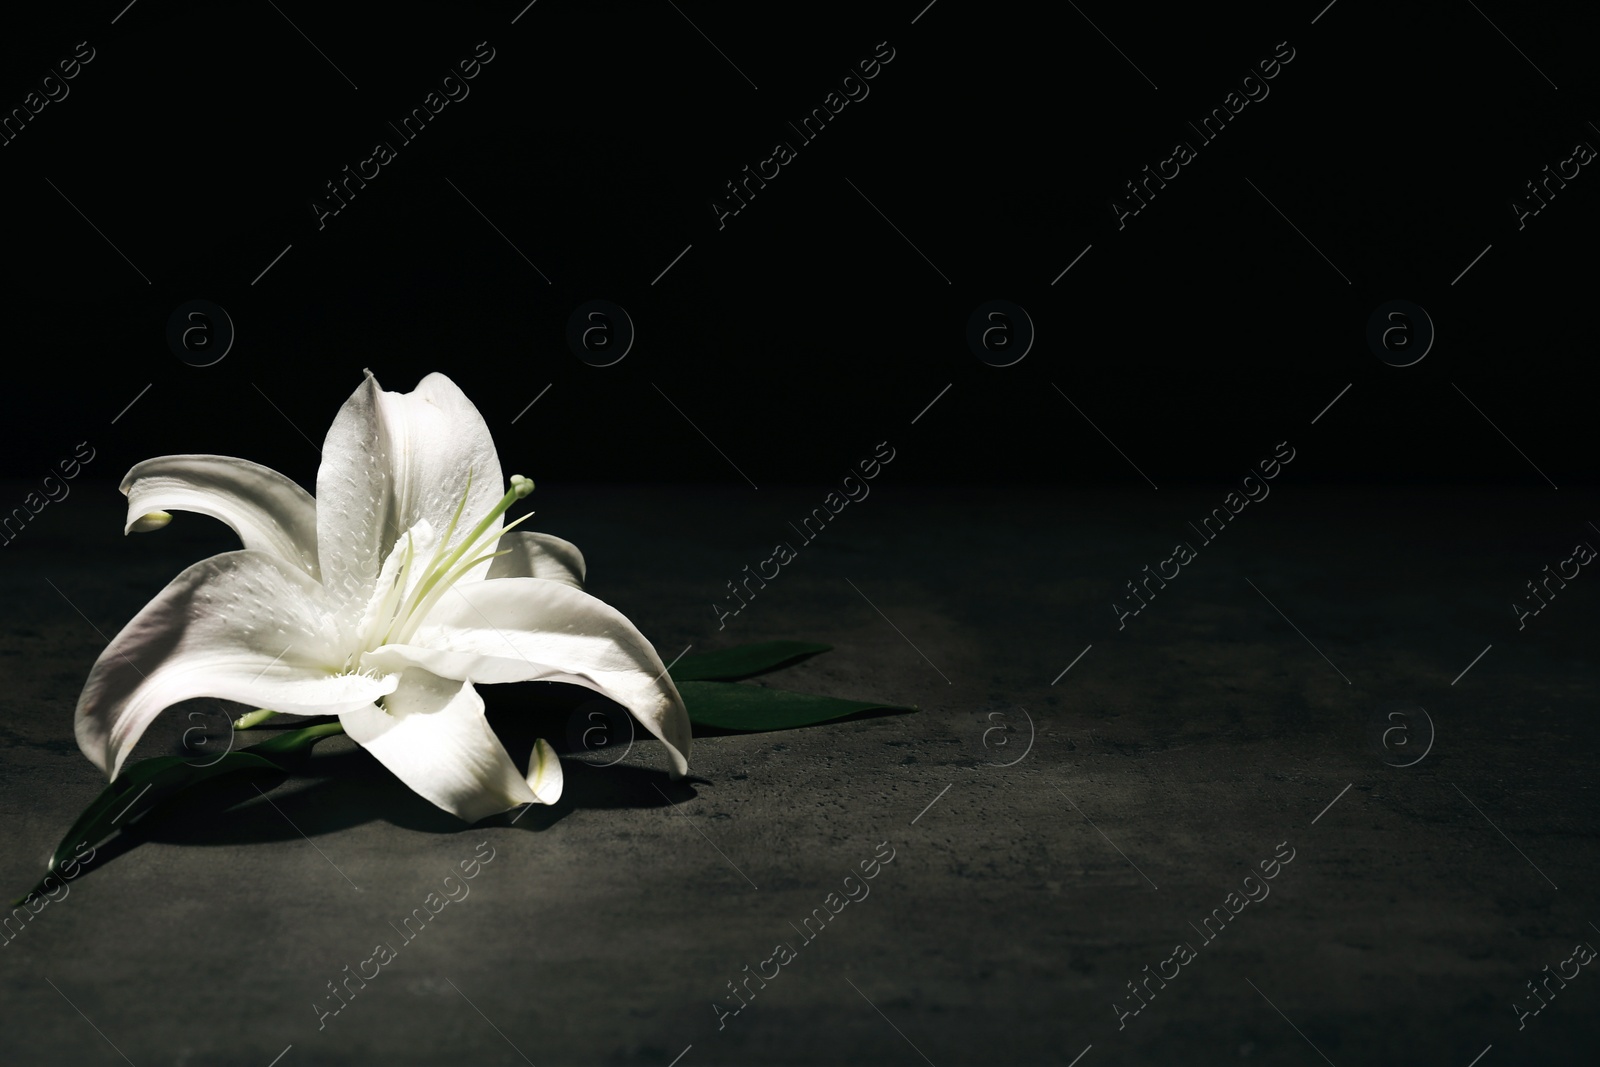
527;737;563;804
129;510;173;533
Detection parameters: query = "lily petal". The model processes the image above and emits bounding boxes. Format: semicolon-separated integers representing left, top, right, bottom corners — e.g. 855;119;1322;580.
121;455;320;578
486;531;587;589
526;737;563;804
363;577;690;777
74;550;398;780
316;371;505;624
340;669;559;821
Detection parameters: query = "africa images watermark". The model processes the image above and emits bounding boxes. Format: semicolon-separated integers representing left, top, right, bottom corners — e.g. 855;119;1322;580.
1111;40;1296;229
711;40;897;230
1113;440;1296;629
1;441;96;547
0;40;96;148
1512;532;1594;630
1113;840;1296;1030
311;41;497;229
712;840;896;1030
1510;134;1594;230
1512;936;1596;1031
311;840;497;1030
713;441;896;629
2;842;97;949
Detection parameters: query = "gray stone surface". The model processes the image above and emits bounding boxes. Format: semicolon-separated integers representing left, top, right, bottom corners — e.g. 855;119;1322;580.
2;481;1596;1065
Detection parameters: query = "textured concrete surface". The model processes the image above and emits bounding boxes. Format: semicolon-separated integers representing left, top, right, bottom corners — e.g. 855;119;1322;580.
2;480;1596;1066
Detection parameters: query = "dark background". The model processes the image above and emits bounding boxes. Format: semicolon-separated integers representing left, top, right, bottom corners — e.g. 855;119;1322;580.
0;0;1593;488
2;3;1598;1067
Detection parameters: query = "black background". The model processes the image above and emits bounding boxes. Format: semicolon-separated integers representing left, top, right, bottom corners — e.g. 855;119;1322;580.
0;0;1593;490
3;5;1600;1065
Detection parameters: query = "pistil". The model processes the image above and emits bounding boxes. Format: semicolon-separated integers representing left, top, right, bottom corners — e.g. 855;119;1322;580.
367;474;535;651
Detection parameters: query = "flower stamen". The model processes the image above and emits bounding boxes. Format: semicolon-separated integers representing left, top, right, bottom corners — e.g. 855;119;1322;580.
368;474;534;651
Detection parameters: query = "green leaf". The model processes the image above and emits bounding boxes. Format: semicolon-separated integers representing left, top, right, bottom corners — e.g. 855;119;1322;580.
670;641;833;681
679;679;916;732
19;721;348;904
21;752;285;904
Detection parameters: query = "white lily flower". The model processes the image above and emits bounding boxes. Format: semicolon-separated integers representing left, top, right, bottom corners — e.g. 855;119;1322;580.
74;371;690;822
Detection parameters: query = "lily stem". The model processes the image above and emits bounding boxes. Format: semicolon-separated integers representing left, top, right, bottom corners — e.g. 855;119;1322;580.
241;719;346;758
233;709;278;730
273;720;346;743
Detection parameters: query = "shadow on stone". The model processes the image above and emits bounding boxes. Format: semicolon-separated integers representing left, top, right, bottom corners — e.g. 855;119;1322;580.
35;681;720;896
